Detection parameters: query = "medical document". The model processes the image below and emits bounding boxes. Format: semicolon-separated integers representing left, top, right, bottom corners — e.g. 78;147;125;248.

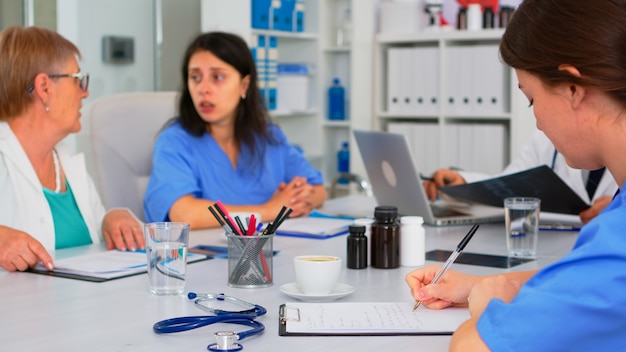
279;302;470;336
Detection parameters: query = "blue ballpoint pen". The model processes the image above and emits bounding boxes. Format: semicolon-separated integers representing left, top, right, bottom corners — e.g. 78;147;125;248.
412;223;480;312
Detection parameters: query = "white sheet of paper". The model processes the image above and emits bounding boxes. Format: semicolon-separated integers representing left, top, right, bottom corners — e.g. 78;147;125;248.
284;302;470;334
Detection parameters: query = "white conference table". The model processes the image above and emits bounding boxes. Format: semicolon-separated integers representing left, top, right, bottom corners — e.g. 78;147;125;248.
0;196;579;351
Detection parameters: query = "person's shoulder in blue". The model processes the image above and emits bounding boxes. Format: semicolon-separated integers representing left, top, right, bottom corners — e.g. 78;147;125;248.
143;31;327;229
405;1;626;351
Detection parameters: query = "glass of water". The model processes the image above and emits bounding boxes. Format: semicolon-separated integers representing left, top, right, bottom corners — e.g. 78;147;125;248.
144;222;190;295
504;197;541;258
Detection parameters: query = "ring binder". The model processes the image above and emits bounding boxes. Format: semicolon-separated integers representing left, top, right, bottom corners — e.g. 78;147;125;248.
278;305;301;324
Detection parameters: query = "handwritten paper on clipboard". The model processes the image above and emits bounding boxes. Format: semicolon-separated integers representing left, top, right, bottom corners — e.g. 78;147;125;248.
438;165;590;215
278;302;470;336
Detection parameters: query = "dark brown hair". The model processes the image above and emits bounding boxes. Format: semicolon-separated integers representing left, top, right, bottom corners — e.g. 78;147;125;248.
0;26;81;120
500;0;626;108
176;31;273;156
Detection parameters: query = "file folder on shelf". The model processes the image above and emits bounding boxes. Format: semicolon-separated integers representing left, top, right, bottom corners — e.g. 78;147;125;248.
251;0;271;29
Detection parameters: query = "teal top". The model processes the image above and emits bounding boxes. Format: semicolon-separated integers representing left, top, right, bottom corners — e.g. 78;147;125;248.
43;180;92;249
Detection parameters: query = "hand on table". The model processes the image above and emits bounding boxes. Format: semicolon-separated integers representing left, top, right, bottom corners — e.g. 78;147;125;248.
0;225;53;272
102;209;145;251
267;176;317;219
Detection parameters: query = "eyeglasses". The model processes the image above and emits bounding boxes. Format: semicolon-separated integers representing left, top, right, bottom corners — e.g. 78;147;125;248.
48;71;90;92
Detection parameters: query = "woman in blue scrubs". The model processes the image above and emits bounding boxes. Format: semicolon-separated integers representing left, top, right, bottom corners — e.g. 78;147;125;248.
406;0;626;350
144;32;327;229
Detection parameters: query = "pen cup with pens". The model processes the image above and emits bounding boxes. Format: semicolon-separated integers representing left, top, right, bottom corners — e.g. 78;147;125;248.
227;232;274;288
209;201;292;288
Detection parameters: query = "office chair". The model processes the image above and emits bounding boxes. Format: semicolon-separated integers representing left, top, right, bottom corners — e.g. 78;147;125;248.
83;91;177;222
329;172;373;198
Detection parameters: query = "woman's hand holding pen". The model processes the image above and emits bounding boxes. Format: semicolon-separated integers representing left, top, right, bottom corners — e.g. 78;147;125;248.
423;169;467;201
405;265;480;310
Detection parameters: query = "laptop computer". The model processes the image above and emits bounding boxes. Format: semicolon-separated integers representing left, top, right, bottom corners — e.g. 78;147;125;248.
353;130;504;226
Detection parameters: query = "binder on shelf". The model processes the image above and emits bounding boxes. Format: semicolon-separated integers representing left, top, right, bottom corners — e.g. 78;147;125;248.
423;123;440;175
279;0;295;32
413;46;439;115
294;0;305;32
457;122;475;171
479;123;506;174
270;0;282;31
472;44;508;114
267;36;278;110
443;123;460;168
251;0;271;30
398;48;414;114
386;48;402;114
445;45;473;115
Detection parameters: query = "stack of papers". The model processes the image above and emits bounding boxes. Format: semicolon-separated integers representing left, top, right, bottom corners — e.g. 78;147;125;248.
275;217;354;239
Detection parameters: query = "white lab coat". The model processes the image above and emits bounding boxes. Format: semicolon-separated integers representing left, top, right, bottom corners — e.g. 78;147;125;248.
0;122;105;250
459;130;618;205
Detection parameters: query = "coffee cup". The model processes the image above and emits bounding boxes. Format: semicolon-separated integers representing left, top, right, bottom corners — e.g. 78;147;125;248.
293;255;342;295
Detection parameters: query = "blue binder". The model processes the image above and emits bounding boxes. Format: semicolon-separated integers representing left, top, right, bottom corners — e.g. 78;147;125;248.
251;0;271;29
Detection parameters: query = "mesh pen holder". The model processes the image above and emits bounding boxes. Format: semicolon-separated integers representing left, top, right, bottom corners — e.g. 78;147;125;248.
227;233;274;288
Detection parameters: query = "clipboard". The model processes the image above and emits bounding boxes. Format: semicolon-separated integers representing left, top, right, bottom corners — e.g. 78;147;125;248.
274;217;353;239
28;251;211;283
278;302;470;336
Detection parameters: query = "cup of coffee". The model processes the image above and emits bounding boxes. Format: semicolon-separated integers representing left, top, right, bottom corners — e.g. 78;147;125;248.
293;255;342;295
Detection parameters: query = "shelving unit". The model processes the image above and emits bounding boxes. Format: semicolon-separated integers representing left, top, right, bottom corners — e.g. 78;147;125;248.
318;0;376;188
374;28;535;176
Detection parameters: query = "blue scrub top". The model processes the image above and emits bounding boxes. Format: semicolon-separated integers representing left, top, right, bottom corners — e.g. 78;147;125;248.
144;120;323;222
477;184;626;351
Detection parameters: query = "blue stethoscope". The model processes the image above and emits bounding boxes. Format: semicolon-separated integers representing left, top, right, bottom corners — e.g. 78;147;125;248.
153;292;266;352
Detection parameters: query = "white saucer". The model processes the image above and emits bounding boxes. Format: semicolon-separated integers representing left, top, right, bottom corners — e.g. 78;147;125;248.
279;282;355;302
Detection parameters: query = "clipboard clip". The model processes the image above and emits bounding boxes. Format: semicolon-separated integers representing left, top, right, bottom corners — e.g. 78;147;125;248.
279;305;300;324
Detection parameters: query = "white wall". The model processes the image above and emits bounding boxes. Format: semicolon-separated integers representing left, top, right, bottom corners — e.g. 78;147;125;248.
57;0;156;105
57;0;156;154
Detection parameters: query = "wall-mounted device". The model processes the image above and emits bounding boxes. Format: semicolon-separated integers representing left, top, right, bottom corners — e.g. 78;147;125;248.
102;36;134;64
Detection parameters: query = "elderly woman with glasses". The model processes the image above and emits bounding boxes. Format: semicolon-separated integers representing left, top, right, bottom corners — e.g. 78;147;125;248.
0;26;144;272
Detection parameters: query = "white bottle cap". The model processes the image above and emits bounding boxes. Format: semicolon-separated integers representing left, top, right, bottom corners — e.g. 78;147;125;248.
401;216;424;225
